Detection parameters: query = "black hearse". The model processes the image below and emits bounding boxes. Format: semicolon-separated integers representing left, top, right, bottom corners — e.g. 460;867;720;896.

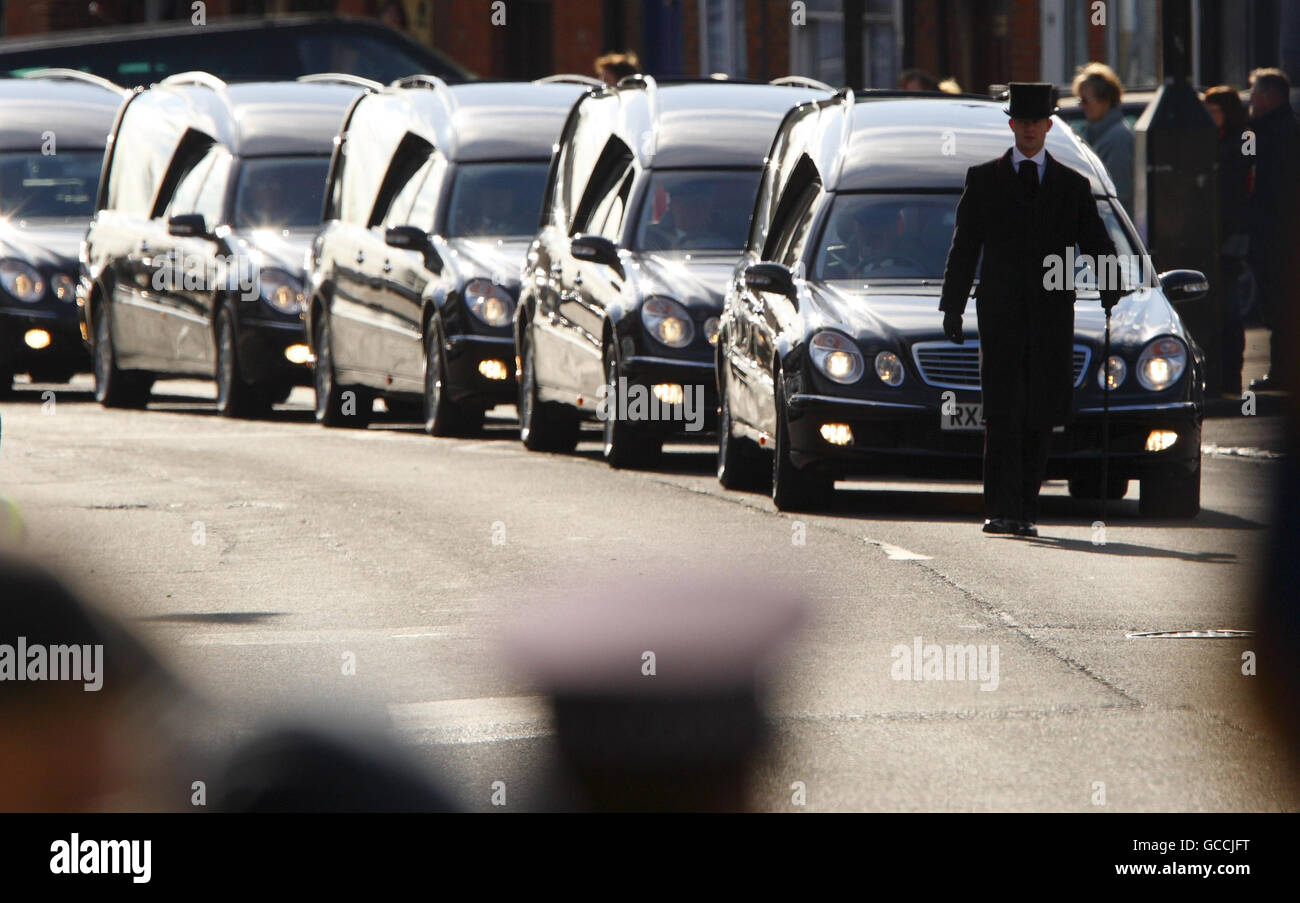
0;71;125;393
81;73;369;414
717;90;1208;515
306;75;591;431
515;75;834;466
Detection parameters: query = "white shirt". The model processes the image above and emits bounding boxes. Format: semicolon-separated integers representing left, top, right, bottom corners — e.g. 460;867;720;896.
1011;146;1046;183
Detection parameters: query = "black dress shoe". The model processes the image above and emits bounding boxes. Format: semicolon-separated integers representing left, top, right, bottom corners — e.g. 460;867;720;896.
982;517;1016;534
1015;521;1038;537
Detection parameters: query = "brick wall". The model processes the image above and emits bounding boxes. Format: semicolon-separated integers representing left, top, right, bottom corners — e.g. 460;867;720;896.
552;0;604;79
1007;0;1041;82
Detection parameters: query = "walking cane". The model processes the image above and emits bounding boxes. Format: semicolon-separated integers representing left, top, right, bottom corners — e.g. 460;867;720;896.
1099;301;1112;526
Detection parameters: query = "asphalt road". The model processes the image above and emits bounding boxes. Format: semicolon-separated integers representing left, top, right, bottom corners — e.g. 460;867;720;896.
1;370;1295;812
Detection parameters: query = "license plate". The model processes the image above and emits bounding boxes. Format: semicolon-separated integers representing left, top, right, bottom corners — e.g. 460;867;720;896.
941;402;984;431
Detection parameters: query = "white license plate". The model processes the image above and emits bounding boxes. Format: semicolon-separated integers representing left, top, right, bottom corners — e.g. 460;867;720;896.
941;403;984;431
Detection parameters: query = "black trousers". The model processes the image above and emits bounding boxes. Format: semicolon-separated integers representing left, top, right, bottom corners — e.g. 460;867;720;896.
982;343;1053;523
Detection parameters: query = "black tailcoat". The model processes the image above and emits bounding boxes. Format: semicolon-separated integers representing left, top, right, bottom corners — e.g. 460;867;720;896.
939;148;1121;426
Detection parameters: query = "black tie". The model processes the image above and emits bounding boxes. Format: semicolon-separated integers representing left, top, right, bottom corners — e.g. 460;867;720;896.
1018;159;1039;198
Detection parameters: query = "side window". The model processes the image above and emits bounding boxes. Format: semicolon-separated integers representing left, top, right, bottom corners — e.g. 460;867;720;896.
105;96;174;216
592;169;634;242
557;98;614;233
763;156;822;267
162;153;213;219
408;153;447;232
193;149;232;226
381;155;434;230
571;137;633;237
368;133;434;228
151;130;217;219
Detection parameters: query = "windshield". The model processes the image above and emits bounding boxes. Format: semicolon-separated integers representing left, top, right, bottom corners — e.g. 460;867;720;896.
233;156;330;230
814;193;960;280
0;151;101;220
444;162;550;238
813;193;1149;290
635;169;760;252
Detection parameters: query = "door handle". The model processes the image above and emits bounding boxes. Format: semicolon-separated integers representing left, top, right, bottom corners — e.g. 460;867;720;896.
356;251;365;265
381;261;393;274
138;240;149;253
572;272;583;288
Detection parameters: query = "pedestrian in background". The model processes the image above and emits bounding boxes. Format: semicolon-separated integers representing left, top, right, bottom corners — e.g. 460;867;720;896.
1072;62;1135;215
899;68;939;91
1204;85;1253;395
1245;67;1300;392
595;51;641;86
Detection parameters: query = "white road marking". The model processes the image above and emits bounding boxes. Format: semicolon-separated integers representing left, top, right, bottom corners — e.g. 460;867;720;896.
172;626;461;646
865;538;933;560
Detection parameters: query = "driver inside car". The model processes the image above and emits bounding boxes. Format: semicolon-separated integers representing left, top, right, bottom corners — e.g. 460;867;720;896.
822;203;918;278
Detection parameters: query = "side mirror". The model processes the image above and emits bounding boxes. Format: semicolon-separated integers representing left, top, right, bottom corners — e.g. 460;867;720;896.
570;233;620;269
386;225;441;271
168;213;208;238
1158;269;1209;304
744;262;797;298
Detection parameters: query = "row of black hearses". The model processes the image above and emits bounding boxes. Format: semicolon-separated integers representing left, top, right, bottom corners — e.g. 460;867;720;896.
0;68;1209;516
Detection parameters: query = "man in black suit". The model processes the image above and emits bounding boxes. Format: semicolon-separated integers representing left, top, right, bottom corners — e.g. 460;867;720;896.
939;83;1124;537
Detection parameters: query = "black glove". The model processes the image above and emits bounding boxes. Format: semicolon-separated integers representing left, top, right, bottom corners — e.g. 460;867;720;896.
1101;291;1121;312
943;311;965;345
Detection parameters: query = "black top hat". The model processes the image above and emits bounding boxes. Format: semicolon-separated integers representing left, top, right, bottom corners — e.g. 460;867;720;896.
1003;82;1057;119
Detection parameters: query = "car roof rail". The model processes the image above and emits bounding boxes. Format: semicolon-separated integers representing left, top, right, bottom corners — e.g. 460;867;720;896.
297;73;384;92
770;75;835;93
534;74;606;88
159;71;228;92
391;74;451;93
17;67;129;96
615;73;655;90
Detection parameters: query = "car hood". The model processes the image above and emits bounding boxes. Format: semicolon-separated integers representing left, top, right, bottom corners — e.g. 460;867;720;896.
805;281;1191;352
0;219;84;270
444;237;532;292
229;228;316;278
628;251;740;315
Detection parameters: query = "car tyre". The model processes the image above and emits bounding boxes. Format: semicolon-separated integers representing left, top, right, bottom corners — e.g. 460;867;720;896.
518;328;578;452
313;313;371;429
602;340;661;469
1139;459;1201;518
215;303;270;419
771;372;833;511
92;302;152;409
717;365;768;491
424;321;483;437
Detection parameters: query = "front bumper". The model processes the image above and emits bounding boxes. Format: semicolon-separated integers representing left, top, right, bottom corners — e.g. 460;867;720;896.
444;334;517;408
617;354;719;436
0;307;90;376
785;393;1201;480
237;316;312;387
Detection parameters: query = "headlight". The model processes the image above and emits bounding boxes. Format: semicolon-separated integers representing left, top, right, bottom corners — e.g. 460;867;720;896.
259;267;305;315
1136;336;1187;391
1097;354;1127;390
641;296;694;348
810;331;864;384
0;259;44;303
465;279;515;327
874;350;905;387
52;273;76;303
704;317;720;345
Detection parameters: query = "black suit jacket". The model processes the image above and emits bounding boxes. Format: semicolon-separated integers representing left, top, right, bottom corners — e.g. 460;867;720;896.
939;148;1121;426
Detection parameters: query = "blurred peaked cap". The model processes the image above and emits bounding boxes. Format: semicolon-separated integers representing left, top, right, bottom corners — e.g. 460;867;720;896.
501;571;806;696
1004;82;1057;119
0;554;171;703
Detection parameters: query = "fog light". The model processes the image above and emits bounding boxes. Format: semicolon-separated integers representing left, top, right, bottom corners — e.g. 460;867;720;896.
819;422;853;446
1146;430;1178;452
651;383;684;405
479;359;509;381
24;329;51;350
284;343;311;365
